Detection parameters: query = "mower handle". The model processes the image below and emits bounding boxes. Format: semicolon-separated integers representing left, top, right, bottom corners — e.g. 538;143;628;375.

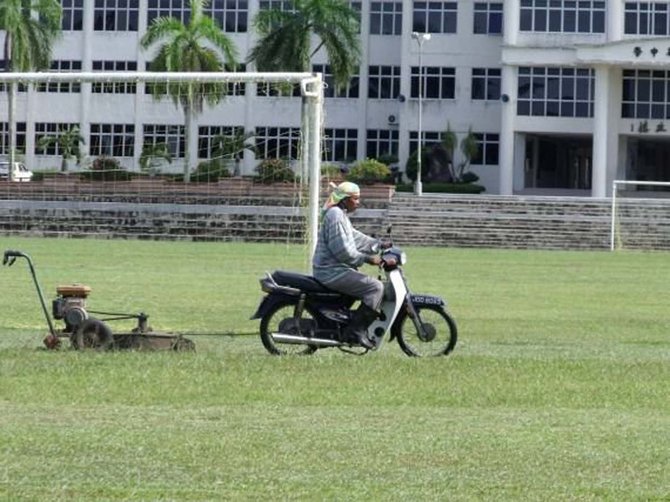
3;250;30;266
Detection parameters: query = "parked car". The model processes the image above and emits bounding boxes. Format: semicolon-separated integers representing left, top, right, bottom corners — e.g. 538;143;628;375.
0;161;33;182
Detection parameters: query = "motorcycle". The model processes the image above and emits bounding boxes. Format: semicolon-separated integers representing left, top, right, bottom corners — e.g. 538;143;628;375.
251;242;457;357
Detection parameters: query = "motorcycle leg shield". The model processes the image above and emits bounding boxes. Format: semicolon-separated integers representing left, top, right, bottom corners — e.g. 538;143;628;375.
343;304;379;349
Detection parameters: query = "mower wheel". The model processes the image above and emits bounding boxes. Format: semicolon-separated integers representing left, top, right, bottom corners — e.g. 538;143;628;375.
72;318;114;351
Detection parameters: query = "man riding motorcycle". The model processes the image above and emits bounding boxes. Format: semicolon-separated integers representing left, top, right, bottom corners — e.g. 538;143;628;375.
312;181;394;349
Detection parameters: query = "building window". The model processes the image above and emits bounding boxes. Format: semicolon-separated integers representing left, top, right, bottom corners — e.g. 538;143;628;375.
413;1;457;34
223;63;247;96
205;0;248;32
370;1;402;35
143;124;185;158
147;0;190;24
198;125;245;158
409;131;442;157
313;64;359;98
368;65;401;99
520;0;605;33
621;69;670;119
259;0;296;12
323;128;358;162
472;68;501;100
349;1;362;32
256;82;301;97
94;0;139;31
471;133;499;165
0;122;26;155
34;123;78;155
0;62;27;92
37;60;82;93
474;2;503;34
90;123;135;157
61;0;84;31
411;67;455;99
517;67;595;118
624;2;670;36
366;129;398;159
255;127;301;159
92;61;138;93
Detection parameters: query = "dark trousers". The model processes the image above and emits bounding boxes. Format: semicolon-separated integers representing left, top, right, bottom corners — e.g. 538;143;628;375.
322;269;384;311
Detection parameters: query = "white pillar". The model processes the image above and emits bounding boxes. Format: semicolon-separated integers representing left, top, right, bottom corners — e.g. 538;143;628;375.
607;1;624;42
503;0;520;45
499;65;516;195
592;65;610;198
499;0;520;195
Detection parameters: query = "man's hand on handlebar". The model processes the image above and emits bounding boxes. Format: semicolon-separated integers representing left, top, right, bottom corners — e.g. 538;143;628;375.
367;254;397;267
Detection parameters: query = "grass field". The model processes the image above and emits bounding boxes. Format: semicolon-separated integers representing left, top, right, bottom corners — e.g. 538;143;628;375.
0;236;668;500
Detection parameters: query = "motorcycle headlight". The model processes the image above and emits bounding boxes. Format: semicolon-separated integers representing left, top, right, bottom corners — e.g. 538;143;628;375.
400;252;407;265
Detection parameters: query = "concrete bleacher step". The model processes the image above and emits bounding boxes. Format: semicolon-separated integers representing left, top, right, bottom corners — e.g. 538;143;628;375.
1;192;668;250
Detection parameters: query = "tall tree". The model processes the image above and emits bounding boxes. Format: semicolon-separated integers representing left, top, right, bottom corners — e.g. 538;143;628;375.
141;0;238;182
0;0;61;178
248;0;361;91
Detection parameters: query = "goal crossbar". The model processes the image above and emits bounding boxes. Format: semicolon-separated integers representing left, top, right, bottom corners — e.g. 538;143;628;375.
0;71;321;86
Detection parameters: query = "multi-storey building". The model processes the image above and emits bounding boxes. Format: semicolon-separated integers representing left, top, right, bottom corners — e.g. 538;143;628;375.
1;1;669;197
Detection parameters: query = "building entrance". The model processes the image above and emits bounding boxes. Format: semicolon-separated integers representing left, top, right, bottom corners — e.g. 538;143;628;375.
524;135;592;190
626;138;670;183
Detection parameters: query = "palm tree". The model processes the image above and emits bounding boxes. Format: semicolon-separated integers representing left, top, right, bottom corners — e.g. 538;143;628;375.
248;0;361;91
37;124;85;172
0;0;61;177
140;0;238;182
458;127;480;180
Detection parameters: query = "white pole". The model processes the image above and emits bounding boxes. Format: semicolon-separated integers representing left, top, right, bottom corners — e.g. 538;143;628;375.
411;32;431;196
302;75;323;268
610;180;617;251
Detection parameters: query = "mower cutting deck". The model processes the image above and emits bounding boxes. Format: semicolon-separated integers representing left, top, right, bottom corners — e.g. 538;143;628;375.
3;250;194;351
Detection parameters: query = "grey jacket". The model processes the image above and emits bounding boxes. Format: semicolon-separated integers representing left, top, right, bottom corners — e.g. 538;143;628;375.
312;206;378;284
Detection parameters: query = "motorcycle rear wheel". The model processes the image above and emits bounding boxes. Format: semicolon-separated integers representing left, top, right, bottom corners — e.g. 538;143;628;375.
259;301;319;356
394;305;457;357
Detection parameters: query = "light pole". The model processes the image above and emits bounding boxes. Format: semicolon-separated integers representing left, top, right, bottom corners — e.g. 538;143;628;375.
411;32;431;196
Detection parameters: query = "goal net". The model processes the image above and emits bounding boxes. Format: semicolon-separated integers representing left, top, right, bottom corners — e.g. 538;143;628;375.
0;71;324;265
610;180;670;250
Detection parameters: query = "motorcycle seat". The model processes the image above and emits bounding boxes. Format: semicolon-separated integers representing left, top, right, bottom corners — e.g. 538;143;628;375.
272;270;333;294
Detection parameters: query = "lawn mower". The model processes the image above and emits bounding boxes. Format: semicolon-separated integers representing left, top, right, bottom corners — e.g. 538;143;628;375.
2;249;194;351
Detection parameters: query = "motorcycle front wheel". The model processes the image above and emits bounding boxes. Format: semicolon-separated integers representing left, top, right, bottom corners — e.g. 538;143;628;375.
394;305;457;357
259;301;319;356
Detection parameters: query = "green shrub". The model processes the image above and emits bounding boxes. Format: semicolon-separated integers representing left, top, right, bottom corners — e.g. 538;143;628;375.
190;160;231;182
80;156;132;181
30;170;60;182
396;182;486;194
461;171;480;183
321;163;344;179
404;147;431;182
346;158;392;185
255;158;295;183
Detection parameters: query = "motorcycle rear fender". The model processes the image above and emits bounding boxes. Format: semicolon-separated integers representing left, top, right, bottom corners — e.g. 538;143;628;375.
409;293;446;308
250;293;297;320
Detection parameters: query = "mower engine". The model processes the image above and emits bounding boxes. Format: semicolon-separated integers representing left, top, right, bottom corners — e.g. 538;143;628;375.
52;284;92;333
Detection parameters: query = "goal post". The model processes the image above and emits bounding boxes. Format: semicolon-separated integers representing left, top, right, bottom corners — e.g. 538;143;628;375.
610;179;670;250
0;71;324;261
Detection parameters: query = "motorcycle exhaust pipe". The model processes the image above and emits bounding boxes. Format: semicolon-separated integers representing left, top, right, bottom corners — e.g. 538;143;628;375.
271;333;343;347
